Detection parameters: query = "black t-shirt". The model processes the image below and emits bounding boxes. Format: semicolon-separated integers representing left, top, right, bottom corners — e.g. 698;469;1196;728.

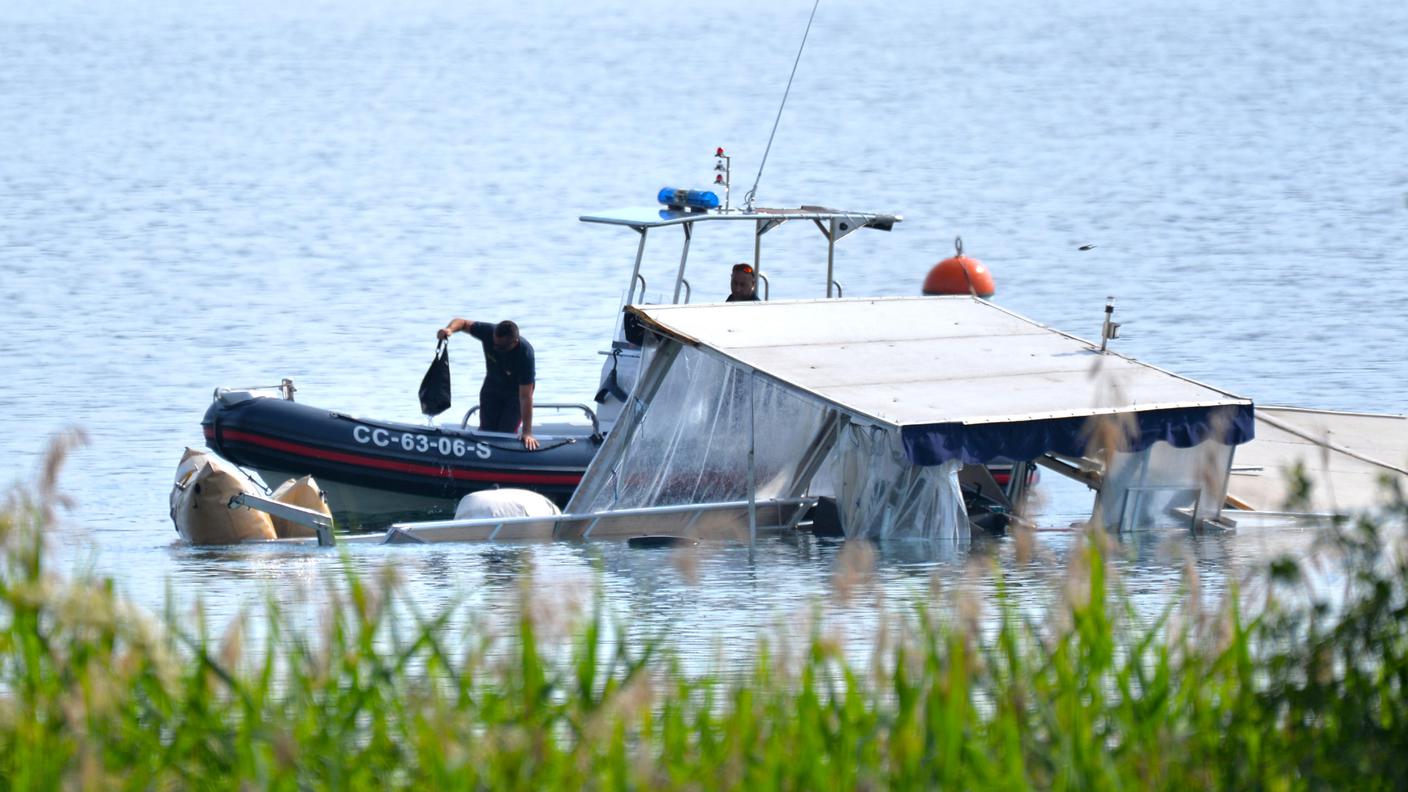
725;293;761;302
468;322;536;392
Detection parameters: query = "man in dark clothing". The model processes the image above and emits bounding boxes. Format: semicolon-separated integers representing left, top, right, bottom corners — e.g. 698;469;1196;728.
727;262;761;302
437;318;539;450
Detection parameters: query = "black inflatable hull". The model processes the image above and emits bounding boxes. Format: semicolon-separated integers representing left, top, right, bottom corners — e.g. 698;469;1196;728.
202;396;600;529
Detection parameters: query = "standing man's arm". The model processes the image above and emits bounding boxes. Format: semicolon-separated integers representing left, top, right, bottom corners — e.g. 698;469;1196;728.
437;317;475;340
518;338;538;450
518;384;537;450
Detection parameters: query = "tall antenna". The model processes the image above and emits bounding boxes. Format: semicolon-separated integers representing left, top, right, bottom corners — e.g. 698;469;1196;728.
743;0;821;212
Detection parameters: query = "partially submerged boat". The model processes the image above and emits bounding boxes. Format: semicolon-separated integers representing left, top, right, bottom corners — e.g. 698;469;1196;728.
388;296;1256;545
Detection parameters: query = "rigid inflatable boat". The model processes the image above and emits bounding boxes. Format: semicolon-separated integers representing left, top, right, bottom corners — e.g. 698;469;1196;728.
203;387;600;529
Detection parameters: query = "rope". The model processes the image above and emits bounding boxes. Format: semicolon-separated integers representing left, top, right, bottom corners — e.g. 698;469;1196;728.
236;465;273;495
477;438;578;453
744;0;822;211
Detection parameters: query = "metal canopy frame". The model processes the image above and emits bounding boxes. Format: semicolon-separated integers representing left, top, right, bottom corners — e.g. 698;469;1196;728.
581;205;900;308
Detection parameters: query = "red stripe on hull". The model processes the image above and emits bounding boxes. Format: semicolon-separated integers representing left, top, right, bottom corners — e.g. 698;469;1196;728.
206;427;582;486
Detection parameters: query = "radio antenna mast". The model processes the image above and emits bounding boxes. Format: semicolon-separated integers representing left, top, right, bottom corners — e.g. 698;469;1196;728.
743;0;821;212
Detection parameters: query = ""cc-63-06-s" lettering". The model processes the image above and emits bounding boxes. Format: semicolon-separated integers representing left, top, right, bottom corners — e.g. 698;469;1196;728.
352;425;492;459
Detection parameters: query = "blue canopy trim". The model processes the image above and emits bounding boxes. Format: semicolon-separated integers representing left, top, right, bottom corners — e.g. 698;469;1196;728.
901;403;1255;466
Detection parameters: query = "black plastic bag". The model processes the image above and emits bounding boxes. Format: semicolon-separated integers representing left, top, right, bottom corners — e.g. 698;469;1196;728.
594;349;629;404
622;308;645;346
418;340;452;417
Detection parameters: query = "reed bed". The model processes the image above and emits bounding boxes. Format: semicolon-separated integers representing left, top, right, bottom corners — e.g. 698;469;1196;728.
3;435;1407;790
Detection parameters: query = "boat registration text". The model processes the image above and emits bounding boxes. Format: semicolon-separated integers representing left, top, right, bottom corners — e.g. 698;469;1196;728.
352;426;492;460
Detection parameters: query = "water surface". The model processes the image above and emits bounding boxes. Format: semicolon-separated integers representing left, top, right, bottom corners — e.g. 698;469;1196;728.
2;0;1405;665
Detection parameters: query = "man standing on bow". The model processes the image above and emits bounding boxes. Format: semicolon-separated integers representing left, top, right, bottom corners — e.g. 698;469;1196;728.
437;318;539;450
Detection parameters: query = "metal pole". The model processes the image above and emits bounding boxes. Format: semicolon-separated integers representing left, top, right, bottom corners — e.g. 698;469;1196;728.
626;228;648;306
229;493;335;547
671;222;693;304
748;371;757;553
754;219;763;273
825;217;836;297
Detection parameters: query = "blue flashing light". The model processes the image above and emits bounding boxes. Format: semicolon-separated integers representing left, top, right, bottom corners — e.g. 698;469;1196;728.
657;187;721;211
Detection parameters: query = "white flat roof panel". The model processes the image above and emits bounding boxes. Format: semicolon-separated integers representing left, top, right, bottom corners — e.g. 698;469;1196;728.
632;297;1248;428
819;370;1237;426
733;332;1108;388
655;297;1049;349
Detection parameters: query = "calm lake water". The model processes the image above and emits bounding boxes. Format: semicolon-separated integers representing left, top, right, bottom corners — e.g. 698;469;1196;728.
2;0;1405;667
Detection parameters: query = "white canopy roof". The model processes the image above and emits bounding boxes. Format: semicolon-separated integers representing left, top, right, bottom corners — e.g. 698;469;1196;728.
629;296;1250;429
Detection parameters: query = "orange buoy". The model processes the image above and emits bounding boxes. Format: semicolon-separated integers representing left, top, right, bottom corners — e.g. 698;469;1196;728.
923;237;995;298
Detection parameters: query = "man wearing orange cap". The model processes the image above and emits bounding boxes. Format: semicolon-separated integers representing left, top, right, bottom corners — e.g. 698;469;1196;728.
726;263;761;302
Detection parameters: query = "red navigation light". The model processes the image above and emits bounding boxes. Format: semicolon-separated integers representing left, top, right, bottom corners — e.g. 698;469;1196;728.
716;147;725;156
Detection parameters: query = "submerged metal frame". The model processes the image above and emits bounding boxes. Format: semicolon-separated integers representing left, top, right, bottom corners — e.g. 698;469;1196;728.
229;492;335;547
386;496;821;544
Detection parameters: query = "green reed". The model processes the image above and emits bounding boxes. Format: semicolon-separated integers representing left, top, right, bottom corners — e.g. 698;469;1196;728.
3;436;1407;789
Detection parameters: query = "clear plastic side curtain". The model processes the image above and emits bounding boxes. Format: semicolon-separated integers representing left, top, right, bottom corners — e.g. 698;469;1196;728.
817;424;968;541
566;335;970;541
1096;439;1235;531
568;337;828;515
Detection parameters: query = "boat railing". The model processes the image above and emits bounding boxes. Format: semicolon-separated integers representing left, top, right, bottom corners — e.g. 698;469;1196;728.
213;377;298;402
757;271;770;300
460;402;601;437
